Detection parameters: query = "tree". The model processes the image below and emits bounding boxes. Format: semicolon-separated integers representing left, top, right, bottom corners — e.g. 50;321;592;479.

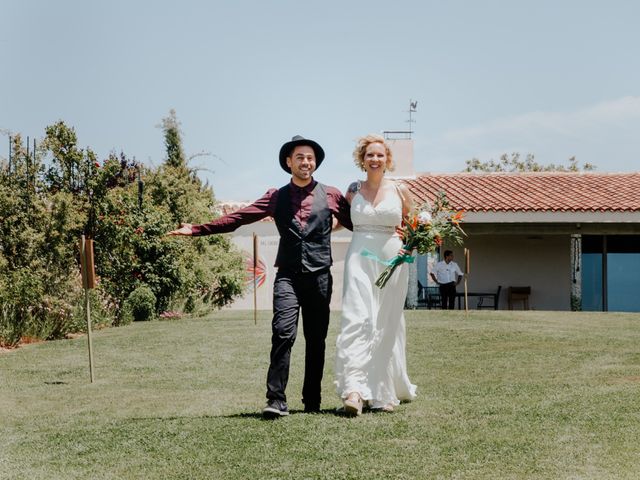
149;109;244;312
0;132;84;345
160;109;187;170
1;115;245;346
464;153;596;173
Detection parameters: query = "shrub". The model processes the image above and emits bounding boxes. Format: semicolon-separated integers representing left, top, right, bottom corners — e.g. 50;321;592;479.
123;285;157;322
0;267;90;346
570;293;582;312
0;118;245;346
0;269;44;346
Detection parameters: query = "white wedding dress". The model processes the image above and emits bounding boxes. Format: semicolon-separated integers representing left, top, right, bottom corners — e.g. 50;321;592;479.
335;185;417;409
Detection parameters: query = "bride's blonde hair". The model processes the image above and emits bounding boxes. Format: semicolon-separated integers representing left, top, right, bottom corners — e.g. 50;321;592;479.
352;134;395;172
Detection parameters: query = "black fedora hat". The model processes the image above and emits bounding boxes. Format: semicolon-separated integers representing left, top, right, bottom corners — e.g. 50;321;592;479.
279;135;325;173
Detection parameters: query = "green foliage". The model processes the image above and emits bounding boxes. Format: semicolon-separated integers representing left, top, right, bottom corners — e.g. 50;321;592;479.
147;111;244;310
0;268;84;346
571;293;582;311
465;153;596;172
123;285;157;322
0;269;43;346
91;118;244;319
0;114;244;345
185;236;245;311
160;108;187;169
0;133;84;345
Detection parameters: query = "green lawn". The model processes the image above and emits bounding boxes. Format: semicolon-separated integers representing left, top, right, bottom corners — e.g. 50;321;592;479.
2;310;640;479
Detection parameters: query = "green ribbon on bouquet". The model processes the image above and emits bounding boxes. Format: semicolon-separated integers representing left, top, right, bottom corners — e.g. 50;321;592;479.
360;248;415;266
361;248;414;289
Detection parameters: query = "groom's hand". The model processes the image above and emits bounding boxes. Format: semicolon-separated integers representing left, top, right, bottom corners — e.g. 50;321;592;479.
167;223;194;236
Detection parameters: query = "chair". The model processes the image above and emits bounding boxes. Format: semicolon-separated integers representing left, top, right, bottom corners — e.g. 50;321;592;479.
417;281;441;309
508;286;531;310
426;286;441;310
417;281;428;308
476;285;502;310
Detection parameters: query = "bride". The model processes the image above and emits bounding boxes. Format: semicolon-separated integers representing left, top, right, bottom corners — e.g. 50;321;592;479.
335;134;417;416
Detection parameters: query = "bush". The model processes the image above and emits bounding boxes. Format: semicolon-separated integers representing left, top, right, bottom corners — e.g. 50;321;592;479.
0;119;245;346
0;270;85;345
0;269;44;346
570;293;582;312
123;285;157;322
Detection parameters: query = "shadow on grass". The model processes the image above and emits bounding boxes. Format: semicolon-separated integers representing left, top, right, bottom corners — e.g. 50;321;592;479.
223;408;346;419
221;407;394;419
124;409;343;423
126;407;386;424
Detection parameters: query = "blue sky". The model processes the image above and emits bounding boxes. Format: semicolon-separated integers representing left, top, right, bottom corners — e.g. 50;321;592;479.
2;0;639;201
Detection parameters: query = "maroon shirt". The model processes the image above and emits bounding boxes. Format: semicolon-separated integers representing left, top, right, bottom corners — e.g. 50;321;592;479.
191;179;353;235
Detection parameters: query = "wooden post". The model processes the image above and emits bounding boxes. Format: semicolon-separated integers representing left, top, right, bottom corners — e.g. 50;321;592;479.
80;235;96;383
464;248;470;313
253;233;258;325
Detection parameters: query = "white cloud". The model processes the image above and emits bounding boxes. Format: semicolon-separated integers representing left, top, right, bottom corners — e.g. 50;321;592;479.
420;96;640;173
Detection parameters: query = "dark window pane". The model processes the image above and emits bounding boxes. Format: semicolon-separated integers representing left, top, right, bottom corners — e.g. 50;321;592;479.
582;253;603;311
582;235;603;254
607;235;640;253
607;253;640;312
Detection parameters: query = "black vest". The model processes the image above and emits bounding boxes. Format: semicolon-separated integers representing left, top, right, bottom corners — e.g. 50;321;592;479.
274;183;332;273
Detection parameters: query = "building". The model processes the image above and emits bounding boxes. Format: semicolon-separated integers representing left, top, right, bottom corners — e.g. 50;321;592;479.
221;137;640;312
404;172;640;312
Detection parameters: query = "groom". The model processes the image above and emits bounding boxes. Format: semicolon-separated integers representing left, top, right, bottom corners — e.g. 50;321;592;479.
169;136;352;418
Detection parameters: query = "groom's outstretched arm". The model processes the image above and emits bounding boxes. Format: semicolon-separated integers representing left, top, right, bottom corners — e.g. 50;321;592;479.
168;188;278;236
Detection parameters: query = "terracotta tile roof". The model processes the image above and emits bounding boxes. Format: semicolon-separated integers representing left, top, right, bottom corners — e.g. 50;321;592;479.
402;172;640;213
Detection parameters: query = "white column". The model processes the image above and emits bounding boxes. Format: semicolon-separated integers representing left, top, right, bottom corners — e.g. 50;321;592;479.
405;255;418;309
570;234;582;311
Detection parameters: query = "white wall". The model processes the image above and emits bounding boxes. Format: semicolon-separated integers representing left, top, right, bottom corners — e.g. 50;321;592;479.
442;234;571;310
226;223;352;311
228;225;573;312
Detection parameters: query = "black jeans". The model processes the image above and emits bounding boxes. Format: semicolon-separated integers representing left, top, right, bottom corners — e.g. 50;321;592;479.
266;268;332;408
439;282;457;310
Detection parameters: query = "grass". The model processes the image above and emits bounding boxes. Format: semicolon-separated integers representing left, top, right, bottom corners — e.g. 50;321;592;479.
2;309;640;479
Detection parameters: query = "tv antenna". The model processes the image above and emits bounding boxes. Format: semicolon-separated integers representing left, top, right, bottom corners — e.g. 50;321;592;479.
383;99;417;140
407;99;417;138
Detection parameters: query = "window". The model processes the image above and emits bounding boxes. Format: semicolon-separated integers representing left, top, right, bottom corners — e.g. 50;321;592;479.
582;235;640;312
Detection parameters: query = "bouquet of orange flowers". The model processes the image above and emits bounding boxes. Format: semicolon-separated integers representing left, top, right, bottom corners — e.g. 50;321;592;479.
375;191;465;288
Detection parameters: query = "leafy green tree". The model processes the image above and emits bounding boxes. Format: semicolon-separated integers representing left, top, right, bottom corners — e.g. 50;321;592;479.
0;133;84;345
0;114;244;346
149;110;244;311
464;153;596;172
153;109;213;225
89;110;244;317
91;165;187;318
160;109;187;170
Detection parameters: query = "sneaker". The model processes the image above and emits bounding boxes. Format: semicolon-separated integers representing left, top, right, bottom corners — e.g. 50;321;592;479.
262;399;289;419
303;404;321;413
